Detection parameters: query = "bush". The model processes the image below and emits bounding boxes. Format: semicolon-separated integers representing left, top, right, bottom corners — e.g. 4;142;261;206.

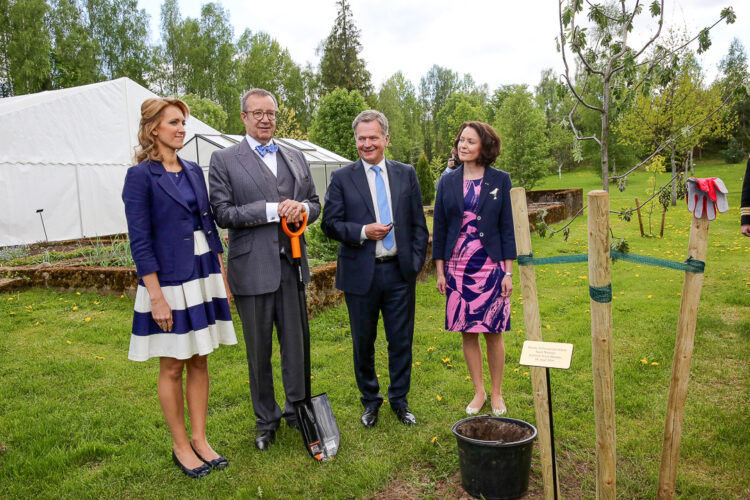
721;137;745;164
416;152;434;205
305;221;338;263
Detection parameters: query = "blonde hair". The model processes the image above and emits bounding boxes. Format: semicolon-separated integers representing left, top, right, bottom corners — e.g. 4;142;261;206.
134;98;190;164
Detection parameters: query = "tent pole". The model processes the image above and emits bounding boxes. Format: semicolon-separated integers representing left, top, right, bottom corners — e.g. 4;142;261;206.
74;164;85;238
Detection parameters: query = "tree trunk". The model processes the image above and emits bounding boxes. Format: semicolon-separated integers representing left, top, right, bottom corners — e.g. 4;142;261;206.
671;141;677;207
558;162;563;180
601;77;610;191
689;149;695;175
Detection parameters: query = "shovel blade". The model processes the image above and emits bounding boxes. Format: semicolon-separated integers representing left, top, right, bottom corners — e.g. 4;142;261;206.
293;392;340;461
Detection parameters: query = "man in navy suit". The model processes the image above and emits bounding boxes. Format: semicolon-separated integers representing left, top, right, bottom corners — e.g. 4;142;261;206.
321;110;429;428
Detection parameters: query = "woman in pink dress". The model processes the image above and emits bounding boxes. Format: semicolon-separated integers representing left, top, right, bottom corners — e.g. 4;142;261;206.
432;121;516;416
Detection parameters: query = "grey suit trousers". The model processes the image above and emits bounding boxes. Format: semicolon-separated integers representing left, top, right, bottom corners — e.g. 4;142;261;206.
234;256;305;431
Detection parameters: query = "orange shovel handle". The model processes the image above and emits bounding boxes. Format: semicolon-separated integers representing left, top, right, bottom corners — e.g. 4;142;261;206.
281;212;308;259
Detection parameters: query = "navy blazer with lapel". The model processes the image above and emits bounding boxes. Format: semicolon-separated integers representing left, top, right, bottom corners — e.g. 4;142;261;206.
122;158;223;281
432;165;517;264
208;139;321;296
321;158;429;295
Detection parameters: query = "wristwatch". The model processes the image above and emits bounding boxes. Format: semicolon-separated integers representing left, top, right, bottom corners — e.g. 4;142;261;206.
504;272;512;277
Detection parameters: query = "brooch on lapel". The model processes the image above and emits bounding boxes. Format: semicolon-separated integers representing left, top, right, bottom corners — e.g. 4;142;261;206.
489;187;499;200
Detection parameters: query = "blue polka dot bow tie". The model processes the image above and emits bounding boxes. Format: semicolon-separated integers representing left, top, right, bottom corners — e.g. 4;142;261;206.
255;143;279;157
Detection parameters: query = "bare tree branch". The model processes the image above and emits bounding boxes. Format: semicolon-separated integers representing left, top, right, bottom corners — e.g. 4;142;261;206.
566;75;602;145
559;0;605;112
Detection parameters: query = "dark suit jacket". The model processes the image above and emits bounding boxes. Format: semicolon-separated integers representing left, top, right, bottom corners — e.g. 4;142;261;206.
122;158;223;281
432;165;517;263
742;157;750;225
321;159;429;295
209;139;320;296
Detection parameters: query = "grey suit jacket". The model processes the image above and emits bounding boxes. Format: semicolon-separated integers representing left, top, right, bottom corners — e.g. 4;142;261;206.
209;139;321;296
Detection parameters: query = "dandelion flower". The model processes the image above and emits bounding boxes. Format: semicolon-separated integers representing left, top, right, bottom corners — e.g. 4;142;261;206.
635;274;640;277
651;362;659;366
72;306;78;311
431;436;438;444
546;324;551;329
641;358;648;365
9;312;14;316
436;395;442;401
93;301;100;305
648;295;653;299
465;376;471;381
442;357;450;363
120;295;125;299
7;297;13;301
376;374;380;378
514;368;519;372
35;321;40;326
85;317;91;322
94;356;105;360
416;362;421;366
523;372;529;377
76;292;81;296
66;340;72;345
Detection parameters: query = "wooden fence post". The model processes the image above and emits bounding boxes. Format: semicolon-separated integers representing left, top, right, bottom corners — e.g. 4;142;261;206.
510;187;559;499
588;190;616;499
657;216;710;499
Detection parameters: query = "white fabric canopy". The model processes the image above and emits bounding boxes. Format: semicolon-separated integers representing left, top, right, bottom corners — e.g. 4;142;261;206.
0;77;220;246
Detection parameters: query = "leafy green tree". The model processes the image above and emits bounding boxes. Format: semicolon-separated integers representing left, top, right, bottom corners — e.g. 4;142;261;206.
416;152;433;205
236;30;307;131
156;0;182;96
435;92;486;158
534;68;577;178
558;0;736;190
0;0;51;95
274;102;306;140
49;0;100;89
718;38;750;151
377;71;423;164
494;86;549;189
419;65;460;158
617;52;730;203
309;88;367;161
181;94;227;131
85;0;153;85
319;0;372;98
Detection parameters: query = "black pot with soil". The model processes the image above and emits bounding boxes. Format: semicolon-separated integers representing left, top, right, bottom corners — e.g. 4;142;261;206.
451;415;537;500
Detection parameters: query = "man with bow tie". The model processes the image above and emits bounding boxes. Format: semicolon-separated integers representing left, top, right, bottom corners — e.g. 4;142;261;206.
209;88;320;451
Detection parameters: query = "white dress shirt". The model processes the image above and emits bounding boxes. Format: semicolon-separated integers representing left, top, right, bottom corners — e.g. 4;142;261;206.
359;158;397;258
244;135;307;223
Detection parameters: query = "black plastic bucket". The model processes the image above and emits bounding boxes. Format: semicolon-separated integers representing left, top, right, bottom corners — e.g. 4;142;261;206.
451;416;537;500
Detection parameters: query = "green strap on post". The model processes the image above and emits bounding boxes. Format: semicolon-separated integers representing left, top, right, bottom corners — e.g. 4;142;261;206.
516;252;705;273
589;284;612;303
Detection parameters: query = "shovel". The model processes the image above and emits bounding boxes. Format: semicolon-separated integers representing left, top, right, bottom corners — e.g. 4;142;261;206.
281;213;340;462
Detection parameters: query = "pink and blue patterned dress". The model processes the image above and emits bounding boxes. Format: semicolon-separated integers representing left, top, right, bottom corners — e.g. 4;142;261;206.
445;179;511;333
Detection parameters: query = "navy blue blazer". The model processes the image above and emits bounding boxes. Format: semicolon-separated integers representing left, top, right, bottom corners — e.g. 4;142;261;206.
122;158;223;281
432;165;517;264
321;159;429;295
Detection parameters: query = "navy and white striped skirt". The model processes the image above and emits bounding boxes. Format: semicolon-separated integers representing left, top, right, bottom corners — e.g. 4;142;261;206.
128;230;237;361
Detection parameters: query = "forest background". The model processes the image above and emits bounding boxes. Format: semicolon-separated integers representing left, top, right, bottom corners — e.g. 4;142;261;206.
1;0;749;204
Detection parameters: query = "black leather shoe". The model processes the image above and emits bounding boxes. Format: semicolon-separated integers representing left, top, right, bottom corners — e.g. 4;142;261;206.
393;407;417;426
172;450;210;478
255;430;276;451
190;442;228;470
361;407;379;428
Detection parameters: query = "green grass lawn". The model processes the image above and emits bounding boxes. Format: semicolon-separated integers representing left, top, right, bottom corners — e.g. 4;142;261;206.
0;161;748;498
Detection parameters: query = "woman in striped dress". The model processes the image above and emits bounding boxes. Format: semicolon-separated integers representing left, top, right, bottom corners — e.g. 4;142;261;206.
122;98;237;478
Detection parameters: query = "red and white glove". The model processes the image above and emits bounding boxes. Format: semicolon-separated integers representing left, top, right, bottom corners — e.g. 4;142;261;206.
686;177;729;220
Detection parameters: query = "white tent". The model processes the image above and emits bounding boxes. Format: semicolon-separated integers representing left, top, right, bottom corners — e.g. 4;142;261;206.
0;77;220;246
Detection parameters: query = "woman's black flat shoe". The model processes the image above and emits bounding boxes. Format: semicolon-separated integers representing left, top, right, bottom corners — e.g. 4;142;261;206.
172;450;210;478
191;442;229;470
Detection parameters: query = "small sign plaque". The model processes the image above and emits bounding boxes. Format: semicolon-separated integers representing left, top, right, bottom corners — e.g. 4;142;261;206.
519;341;574;370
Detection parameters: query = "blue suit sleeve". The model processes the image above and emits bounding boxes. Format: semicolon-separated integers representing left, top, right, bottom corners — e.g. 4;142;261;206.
408;166;429;268
321;169;366;246
122;166;160;277
499;173;517;260
432;175;448;261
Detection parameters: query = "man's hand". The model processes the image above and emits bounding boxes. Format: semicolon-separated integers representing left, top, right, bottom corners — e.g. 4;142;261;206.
742;224;750;237
365;223;392;241
279;199;305;223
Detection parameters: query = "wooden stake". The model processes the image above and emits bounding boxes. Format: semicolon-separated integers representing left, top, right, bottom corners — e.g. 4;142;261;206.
657;216;710;499
510;187;560;500
660;205;667;238
588;190;616;500
635;197;645;237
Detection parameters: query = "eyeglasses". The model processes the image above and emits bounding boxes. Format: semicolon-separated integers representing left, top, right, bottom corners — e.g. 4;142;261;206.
244;110;278;121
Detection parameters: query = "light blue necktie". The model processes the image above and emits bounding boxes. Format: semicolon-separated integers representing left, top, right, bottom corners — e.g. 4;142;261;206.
371;165;394;250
